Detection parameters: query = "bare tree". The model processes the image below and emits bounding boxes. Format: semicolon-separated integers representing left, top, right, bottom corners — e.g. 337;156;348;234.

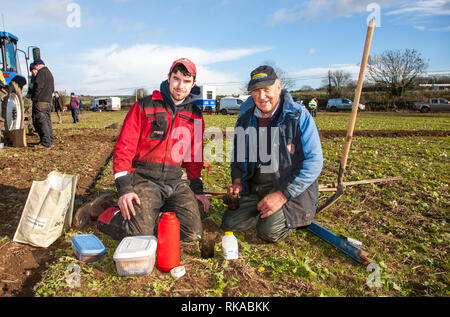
300;85;313;91
261;60;296;91
321;70;352;97
367;49;428;109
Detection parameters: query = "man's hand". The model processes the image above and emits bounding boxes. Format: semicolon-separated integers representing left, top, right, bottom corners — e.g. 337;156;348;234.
227;178;242;197
118;193;141;220
196;194;210;214
257;190;288;219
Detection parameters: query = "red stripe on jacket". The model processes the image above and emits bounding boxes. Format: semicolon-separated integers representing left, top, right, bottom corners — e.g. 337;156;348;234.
113;92;204;180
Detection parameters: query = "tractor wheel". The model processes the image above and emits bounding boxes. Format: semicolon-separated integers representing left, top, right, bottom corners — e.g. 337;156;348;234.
1;82;25;146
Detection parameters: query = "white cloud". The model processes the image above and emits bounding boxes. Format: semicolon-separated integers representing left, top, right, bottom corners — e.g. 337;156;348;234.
52;43;271;95
37;0;71;20
415;25;450;31
308;48;317;55
267;0;404;26
386;0;450;16
289;64;361;89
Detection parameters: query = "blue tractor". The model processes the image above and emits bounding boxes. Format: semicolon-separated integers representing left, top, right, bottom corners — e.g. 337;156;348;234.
0;31;40;146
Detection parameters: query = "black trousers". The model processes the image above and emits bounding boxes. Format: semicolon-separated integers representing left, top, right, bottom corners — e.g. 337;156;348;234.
71;108;79;123
32;102;53;147
98;168;203;242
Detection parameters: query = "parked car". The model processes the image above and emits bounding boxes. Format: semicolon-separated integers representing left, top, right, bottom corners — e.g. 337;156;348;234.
326;98;365;112
219;97;244;114
414;98;450;113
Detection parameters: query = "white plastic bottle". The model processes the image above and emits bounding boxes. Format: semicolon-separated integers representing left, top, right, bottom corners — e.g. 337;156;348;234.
222;231;238;260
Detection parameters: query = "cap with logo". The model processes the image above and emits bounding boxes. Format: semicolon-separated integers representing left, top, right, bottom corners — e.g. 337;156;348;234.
247;65;278;92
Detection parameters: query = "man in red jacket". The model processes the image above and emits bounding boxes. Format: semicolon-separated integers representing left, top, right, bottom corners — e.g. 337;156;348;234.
96;58;210;241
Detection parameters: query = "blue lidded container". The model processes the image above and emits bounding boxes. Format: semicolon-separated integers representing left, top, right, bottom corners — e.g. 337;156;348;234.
71;234;107;263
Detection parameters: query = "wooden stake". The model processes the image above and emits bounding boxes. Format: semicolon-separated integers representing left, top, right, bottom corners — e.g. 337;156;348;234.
318;19;376;212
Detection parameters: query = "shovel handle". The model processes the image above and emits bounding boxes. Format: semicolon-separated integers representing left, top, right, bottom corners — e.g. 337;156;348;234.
319;19;375;212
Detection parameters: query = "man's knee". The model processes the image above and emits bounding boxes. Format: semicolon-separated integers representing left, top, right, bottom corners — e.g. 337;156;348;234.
256;224;293;243
221;208;258;233
256;210;294;243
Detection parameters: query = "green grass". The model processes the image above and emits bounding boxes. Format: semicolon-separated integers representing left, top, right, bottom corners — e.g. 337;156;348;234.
32;110;449;297
204;112;450;131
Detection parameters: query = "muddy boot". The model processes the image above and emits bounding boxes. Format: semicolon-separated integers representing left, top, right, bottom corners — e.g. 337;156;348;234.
73;193;115;228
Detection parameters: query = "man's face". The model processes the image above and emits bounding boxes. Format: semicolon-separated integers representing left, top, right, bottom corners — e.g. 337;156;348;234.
251;80;282;117
31;68;38;77
168;70;195;105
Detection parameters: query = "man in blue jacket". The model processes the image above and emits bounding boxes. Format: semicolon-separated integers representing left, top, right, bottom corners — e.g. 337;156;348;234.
221;65;323;242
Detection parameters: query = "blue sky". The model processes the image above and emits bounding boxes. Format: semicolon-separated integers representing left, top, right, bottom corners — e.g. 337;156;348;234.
2;0;450;95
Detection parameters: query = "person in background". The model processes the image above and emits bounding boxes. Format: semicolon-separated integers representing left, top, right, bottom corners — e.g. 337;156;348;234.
308;97;318;117
69;92;80;124
53;91;64;124
30;59;54;148
79;99;83;114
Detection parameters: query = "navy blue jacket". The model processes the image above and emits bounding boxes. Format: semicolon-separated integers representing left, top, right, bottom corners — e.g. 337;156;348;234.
231;90;323;200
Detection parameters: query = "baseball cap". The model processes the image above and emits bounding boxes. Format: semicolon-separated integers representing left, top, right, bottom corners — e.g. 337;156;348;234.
169;58;197;76
34;58;45;65
247;65;278;92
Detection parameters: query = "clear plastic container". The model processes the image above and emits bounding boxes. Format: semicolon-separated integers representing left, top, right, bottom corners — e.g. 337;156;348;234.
71;234;107;263
222;231;238;260
113;236;157;276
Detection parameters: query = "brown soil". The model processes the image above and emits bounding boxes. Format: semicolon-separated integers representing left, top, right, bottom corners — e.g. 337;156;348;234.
0;125;447;297
0;127;117;296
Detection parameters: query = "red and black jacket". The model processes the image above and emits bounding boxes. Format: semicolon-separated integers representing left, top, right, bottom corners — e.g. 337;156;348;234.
113;90;204;197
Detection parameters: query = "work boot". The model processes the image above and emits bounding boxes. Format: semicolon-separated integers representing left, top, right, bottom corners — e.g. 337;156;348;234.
73;193;115;228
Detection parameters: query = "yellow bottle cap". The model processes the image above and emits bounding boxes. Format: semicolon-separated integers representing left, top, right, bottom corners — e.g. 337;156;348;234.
225;231;233;236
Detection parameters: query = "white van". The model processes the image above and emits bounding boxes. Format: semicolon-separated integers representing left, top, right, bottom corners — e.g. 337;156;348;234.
90;97;121;111
219;97;244;115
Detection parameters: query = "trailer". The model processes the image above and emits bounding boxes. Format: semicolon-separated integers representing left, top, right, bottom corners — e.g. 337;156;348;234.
90;97;121;112
194;85;216;113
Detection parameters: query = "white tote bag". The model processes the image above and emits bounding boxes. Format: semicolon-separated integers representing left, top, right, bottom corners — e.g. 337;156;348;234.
13;171;78;247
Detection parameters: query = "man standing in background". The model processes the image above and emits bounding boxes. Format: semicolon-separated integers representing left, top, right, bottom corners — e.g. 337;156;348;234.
31;59;54;148
53;91;64;124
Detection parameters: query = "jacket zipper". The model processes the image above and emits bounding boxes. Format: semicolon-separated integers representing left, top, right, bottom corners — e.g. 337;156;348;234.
162;106;178;175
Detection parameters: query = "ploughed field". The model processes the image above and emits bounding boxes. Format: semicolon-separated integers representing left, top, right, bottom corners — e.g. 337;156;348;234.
0;110;448;297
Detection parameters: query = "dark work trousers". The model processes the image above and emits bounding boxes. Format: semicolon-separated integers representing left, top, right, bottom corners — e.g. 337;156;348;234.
71;107;79;123
221;169;295;242
32;102;54;147
98;168;203;242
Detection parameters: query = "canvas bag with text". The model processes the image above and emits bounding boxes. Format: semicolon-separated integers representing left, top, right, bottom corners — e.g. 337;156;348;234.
13;171;78;247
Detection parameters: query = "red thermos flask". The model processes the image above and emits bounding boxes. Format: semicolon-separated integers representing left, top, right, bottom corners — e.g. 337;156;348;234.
156;212;180;272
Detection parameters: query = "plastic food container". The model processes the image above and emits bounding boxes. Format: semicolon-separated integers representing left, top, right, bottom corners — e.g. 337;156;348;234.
71;234;107;263
113;235;157;276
